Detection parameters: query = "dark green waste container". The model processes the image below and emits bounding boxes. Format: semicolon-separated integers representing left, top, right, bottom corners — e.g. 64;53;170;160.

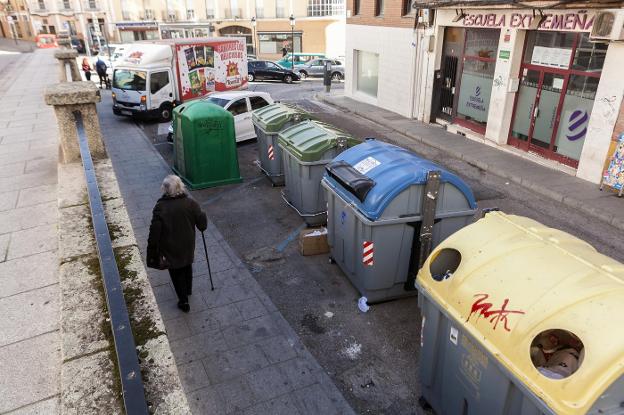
278;120;359;226
172;100;242;189
251;103;311;186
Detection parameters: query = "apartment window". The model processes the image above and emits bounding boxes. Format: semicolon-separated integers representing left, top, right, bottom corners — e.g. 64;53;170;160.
307;0;344;17
62;0;71;9
255;0;264;18
88;0;96;9
205;0;215;18
356;50;379;97
275;0;285;18
374;0;383;16
37;0;45;10
144;9;154;19
353;0;360;15
187;9;195;19
402;0;415;16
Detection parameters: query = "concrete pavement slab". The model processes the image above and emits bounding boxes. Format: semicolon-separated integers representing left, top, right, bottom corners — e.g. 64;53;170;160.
0;331;61;413
0;190;18;212
6;222;57;261
0;283;59;346
5;396;60;415
16;184;57;208
0;251;58;298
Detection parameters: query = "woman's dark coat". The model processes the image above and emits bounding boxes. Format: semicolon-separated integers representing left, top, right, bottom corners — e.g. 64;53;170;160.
147;193;207;270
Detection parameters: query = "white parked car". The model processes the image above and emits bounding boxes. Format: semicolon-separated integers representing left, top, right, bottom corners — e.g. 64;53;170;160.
167;91;274;142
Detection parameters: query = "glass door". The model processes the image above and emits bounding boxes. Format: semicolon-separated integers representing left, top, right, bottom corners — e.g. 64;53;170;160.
510;69;541;149
529;72;565;156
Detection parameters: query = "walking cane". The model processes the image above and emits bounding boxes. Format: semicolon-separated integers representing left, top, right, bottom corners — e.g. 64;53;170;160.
201;231;215;291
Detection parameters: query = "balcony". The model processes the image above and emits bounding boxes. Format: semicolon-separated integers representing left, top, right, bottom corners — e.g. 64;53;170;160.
223;8;242;19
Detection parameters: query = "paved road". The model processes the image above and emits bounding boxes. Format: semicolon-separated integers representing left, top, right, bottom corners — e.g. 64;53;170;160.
134;79;623;414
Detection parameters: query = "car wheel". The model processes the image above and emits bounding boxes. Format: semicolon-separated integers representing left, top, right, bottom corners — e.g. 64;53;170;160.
248;73;255;82
299;71;308;80
283;74;293;84
331;72;343;81
159;104;172;122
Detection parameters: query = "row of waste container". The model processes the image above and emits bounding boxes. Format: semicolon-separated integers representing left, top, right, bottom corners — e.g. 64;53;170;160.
170;100;624;415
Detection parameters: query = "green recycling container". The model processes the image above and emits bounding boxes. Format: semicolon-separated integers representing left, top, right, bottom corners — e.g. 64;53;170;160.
172;100;242;189
252;103;311;186
278;120;359;226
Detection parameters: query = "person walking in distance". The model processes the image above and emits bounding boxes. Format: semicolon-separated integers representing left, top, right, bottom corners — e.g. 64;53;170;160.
147;175;207;313
82;57;92;81
95;55;109;89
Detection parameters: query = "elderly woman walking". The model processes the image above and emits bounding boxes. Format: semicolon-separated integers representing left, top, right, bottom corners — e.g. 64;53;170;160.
147;175;207;312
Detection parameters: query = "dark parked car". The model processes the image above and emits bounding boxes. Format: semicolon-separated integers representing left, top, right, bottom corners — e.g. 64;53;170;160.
247;60;300;84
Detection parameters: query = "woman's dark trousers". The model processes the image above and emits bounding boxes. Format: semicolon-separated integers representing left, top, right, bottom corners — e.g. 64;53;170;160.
168;265;193;304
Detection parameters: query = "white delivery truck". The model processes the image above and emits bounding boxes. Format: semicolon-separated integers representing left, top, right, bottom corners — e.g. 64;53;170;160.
112;37;248;121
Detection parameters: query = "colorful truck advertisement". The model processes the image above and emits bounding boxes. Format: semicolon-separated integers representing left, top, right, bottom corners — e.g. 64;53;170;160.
175;39;247;102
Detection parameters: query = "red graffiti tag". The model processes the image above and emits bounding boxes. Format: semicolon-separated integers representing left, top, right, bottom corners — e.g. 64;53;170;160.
467;294;525;332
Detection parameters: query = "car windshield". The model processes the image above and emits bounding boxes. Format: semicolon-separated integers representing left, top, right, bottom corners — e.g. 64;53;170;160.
205;97;229;107
113;69;146;91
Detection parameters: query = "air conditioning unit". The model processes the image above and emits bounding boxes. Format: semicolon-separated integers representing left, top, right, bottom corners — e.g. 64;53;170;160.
590;10;624;42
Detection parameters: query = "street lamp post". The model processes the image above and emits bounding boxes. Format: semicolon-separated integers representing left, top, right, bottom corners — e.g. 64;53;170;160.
251;16;257;57
289;14;295;69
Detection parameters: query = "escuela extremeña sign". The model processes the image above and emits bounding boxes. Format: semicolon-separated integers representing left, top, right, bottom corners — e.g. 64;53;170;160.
461;11;594;31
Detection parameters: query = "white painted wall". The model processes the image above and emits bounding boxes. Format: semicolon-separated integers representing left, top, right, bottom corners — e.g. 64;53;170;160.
325;19;346;58
577;42;624;183
484;28;525;145
345;24;416;118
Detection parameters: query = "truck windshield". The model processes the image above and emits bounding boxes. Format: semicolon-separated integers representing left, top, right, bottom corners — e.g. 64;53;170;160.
113;69;146;91
204;97;229;107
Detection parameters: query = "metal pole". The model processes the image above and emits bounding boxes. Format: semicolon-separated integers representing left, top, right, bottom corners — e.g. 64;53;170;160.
291;25;293;68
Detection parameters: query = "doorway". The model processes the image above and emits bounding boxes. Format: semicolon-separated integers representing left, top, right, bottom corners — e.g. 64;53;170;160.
509;31;606;168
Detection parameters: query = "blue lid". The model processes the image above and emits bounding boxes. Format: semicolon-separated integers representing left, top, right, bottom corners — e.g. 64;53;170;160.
324;140;477;220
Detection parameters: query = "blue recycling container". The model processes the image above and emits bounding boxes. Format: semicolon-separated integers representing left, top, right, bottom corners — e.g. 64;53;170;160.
321;139;477;302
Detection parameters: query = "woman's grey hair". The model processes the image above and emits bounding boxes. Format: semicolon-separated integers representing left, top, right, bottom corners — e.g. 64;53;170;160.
161;175;186;197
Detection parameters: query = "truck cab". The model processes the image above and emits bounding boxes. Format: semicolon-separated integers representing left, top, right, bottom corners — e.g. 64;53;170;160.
112;44;177;121
113;66;175;121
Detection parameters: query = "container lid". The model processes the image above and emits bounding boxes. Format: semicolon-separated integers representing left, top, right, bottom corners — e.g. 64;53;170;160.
323;140;477;220
252;102;310;133
175;99;231;122
277;120;359;162
417;211;624;415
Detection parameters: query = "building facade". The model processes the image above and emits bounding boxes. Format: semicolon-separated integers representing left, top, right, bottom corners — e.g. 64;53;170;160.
344;0;624;185
0;0;35;41
109;0;345;59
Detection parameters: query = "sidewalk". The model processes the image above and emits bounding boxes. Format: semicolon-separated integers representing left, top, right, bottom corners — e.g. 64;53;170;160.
318;94;624;231
0;50;61;413
96;95;355;415
0;38;35;54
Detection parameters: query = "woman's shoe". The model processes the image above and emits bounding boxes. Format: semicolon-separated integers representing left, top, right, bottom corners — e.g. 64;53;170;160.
177;301;190;313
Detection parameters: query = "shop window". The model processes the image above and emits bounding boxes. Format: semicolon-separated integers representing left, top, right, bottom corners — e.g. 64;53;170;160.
356;50;379;98
531;329;584;379
259;33;301;54
523;31;575;69
572;33;608;73
554;75;599;162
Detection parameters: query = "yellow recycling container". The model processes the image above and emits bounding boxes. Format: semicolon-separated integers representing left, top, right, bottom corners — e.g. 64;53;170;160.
416;211;624;415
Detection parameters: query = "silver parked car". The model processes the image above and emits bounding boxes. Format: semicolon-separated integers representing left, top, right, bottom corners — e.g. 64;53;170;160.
295;59;344;81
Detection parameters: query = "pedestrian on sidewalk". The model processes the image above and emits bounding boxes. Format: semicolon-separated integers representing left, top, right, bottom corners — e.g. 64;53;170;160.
147;175;207;313
81;57;92;81
95;56;109;89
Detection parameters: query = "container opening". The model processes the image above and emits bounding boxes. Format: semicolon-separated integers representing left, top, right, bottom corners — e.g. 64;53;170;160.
530;329;584;379
429;248;461;281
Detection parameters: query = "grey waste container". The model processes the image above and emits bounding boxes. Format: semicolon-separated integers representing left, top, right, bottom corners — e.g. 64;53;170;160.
321;139;477;303
278;120;359;226
252;103;311;186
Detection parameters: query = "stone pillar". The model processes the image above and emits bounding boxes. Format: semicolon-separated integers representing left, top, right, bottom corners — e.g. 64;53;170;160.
54;49;81;82
44;82;105;164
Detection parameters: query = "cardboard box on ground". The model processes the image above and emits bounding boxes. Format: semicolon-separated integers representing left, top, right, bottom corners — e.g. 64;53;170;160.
299;227;329;256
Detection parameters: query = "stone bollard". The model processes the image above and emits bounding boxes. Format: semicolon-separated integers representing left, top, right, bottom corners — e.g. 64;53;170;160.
44;82;106;164
54;49;80;82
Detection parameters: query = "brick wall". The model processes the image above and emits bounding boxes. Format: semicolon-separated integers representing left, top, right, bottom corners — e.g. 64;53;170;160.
346;0;417;28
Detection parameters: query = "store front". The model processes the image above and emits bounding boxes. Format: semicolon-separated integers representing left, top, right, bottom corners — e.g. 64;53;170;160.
437;27;500;134
509;31;606;167
116;22;159;43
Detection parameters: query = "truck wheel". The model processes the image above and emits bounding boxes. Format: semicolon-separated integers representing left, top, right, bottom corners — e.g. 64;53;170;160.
299;71;308;80
283;74;293;84
159;104;172;122
248;73;255;82
331;72;343;81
